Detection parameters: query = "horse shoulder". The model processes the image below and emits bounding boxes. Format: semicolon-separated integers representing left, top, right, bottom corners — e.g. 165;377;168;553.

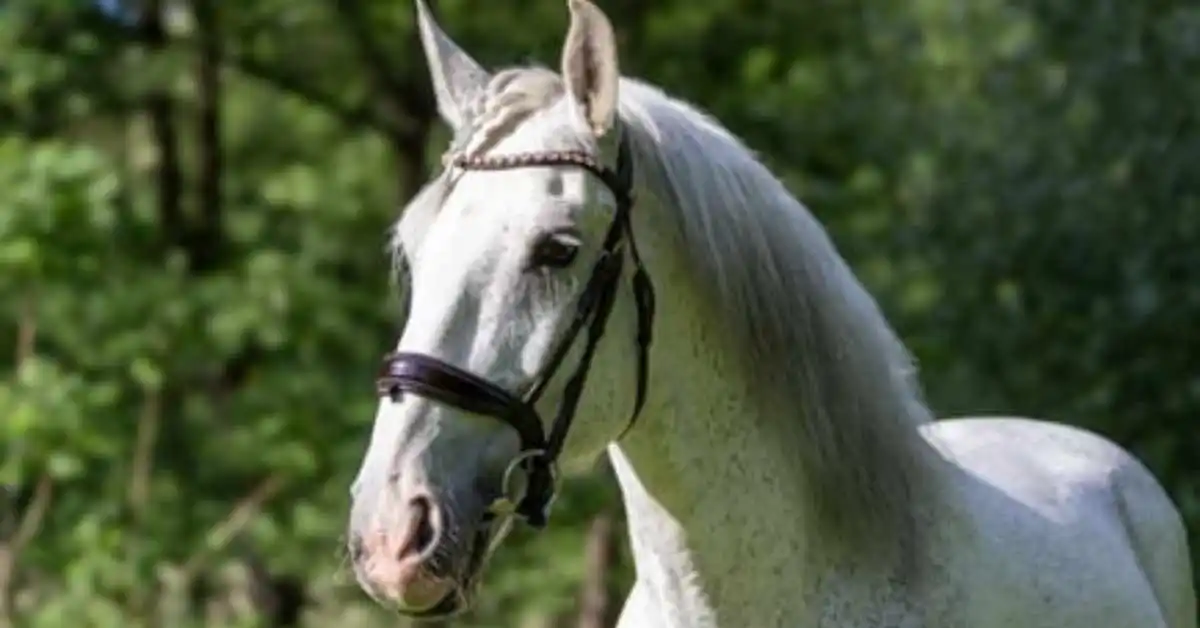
918;416;1190;628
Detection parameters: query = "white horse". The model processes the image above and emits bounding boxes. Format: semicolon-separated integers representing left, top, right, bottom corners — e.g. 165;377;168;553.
346;1;1196;626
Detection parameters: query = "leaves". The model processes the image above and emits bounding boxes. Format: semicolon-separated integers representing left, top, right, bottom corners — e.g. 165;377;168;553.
0;0;1196;625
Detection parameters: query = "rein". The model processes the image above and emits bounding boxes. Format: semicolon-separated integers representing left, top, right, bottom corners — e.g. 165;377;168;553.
376;134;656;529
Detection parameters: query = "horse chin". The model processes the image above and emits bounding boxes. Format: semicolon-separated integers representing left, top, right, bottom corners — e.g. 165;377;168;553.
400;523;497;619
396;588;466;620
392;569;477;620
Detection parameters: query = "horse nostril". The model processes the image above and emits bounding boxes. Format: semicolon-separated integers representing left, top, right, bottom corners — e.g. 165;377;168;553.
349;534;366;562
405;495;440;560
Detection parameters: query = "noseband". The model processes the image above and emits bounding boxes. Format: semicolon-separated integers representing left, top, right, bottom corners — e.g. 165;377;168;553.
376;135;655;529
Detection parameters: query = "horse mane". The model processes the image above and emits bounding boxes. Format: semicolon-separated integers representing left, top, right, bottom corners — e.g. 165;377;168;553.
391;67;939;552
615;78;938;549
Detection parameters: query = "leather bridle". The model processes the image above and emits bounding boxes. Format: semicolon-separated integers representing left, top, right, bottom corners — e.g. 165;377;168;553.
375;134;655;529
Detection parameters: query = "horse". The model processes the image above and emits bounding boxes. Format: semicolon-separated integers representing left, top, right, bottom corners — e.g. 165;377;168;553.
345;1;1197;626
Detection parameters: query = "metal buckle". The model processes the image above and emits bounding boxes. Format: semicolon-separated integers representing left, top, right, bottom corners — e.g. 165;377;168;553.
486;449;543;518
486;449;561;523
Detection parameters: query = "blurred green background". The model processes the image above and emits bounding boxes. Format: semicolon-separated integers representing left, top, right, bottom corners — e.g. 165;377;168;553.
1;0;1196;626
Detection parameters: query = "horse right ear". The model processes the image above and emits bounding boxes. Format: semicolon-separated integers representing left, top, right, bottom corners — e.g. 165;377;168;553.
560;0;620;138
413;0;491;131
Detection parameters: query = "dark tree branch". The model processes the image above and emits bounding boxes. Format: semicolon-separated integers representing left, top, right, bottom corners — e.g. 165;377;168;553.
220;48;408;142
325;0;434;127
191;0;224;273
180;475;285;578
137;0;185;253
240;546;309;627
128;388;161;519
0;475;52;627
324;0;439;199
0;302;45;628
46;5;409;147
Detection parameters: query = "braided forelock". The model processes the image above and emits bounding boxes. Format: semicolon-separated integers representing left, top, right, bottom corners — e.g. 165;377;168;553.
453;67;565;161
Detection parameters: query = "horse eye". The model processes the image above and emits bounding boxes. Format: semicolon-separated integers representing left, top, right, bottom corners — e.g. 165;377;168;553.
529;232;581;269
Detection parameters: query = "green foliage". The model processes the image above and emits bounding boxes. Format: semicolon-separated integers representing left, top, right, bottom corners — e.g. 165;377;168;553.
0;0;1195;626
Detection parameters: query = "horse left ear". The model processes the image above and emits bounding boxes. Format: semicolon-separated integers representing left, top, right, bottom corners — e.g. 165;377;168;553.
560;0;620;138
414;0;491;132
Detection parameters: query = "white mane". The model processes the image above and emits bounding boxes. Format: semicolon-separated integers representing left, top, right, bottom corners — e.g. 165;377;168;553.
616;78;937;546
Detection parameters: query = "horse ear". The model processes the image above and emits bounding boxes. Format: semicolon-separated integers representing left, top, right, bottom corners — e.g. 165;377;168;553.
414;0;491;131
560;0;620;138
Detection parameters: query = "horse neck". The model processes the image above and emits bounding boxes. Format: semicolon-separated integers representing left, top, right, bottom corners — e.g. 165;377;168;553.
597;152;952;623
603;214;829;625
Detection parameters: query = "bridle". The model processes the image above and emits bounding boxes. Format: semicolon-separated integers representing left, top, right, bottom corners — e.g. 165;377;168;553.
375;133;655;530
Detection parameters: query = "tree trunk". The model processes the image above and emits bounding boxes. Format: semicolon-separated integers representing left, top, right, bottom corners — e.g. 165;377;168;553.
577;511;619;628
191;0;224;273
138;0;185;254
